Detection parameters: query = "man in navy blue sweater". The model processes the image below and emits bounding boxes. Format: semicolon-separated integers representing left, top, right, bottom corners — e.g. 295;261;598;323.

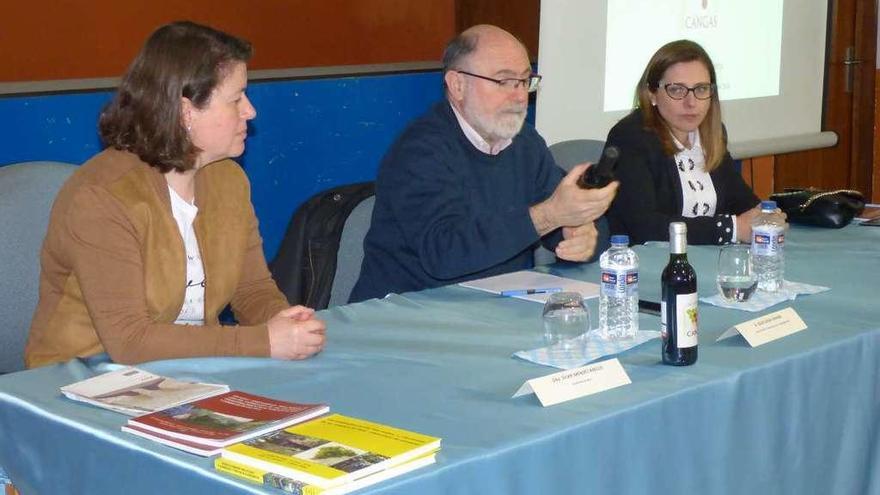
350;25;617;303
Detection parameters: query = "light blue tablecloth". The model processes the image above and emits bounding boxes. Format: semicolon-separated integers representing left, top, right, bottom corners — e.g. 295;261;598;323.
1;224;879;494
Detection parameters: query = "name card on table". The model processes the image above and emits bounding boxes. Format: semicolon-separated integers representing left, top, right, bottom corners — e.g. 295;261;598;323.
512;358;631;407
716;307;807;347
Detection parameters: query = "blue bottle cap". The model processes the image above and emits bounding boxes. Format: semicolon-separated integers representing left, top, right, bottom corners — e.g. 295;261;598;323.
761;200;777;210
610;235;629;245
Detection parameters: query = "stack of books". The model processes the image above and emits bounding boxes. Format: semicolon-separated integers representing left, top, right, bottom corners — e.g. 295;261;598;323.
60;369;440;491
121;391;329;456
215;414;441;494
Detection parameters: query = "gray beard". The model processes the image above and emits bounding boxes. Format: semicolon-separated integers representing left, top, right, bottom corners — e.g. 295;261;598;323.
464;106;527;144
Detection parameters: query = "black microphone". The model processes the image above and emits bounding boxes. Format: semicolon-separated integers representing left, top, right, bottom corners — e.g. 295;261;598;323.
577;145;620;189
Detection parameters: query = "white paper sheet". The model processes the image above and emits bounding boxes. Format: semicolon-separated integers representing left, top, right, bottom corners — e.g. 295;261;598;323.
459;270;599;303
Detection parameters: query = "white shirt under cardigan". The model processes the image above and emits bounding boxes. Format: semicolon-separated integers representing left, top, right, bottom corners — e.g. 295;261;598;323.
672;131;737;243
168;186;206;325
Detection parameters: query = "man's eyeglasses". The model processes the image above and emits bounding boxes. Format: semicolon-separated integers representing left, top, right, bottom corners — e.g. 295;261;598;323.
662;83;715;100
456;70;542;93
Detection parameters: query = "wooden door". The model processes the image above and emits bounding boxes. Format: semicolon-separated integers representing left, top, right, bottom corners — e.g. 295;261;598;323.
774;0;876;199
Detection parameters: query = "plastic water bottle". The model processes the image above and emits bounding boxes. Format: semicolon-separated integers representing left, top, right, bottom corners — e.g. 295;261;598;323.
751;200;785;292
599;235;639;339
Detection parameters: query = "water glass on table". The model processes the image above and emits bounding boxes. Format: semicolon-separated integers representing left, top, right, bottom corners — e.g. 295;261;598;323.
716;244;757;302
542;291;591;349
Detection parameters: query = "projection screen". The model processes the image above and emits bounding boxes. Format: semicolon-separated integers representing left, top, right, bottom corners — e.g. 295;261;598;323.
536;0;836;158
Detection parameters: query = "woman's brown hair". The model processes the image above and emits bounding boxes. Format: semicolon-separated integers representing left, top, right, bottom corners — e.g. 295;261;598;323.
99;21;252;173
636;39;725;172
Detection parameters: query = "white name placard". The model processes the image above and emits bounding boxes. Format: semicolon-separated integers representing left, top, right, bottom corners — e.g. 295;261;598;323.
512;358;631;407
716;307;807;347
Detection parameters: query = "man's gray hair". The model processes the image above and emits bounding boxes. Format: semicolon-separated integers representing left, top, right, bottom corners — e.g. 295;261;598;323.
441;31;479;74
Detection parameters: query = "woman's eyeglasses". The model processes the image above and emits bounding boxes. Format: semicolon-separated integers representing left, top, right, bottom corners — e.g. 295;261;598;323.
662;83;715;100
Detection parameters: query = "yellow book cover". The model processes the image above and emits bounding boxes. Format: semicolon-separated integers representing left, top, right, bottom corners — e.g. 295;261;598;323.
215;453;438;494
215;457;327;495
221;414;440;489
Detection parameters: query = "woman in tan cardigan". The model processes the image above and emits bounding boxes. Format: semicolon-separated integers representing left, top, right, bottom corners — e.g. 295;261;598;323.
25;21;325;367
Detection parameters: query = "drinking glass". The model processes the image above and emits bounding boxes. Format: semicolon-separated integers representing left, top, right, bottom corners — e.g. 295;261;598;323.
542;292;591;349
716;244;757;302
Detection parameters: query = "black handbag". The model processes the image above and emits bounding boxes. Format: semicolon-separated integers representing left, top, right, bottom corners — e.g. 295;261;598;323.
769;188;865;228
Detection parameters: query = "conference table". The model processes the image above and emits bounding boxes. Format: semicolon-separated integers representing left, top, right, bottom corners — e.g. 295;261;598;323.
1;224;878;494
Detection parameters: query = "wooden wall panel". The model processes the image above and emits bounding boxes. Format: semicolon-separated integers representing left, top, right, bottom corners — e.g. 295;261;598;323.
875;68;880;202
0;0;456;82
740;156;776;201
774;0;875;199
455;0;540;60
851;0;877;197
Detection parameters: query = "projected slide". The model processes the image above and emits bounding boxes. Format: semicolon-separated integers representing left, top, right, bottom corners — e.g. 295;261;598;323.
603;0;784;111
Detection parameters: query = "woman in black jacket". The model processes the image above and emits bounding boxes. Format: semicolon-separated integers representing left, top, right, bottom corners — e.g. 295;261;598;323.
605;40;761;245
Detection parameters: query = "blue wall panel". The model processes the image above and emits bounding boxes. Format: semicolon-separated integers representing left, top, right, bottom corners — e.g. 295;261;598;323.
0;71;443;259
0;91;111;165
243;72;443;258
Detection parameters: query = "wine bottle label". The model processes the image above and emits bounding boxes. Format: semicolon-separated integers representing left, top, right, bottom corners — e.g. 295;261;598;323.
600;268;638;297
751;228;785;256
676;292;698;348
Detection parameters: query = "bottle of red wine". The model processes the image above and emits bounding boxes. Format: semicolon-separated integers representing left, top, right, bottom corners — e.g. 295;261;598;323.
661;222;698;365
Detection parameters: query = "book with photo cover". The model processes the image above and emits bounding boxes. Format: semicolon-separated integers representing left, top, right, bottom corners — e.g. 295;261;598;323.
122;422;242;456
60;366;229;416
220;414;440;489
215;452;436;494
122;391;328;455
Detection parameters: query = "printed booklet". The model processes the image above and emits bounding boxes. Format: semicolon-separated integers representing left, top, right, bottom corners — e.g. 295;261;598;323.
220;414;440;490
60;366;229;416
122;391;329;456
215;452;436;494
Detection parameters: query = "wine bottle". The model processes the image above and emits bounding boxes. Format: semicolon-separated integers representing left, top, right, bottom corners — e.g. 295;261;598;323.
661;222;698;365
